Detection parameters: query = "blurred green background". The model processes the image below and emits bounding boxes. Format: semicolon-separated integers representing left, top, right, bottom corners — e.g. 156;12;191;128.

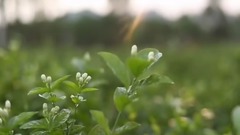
0;0;240;134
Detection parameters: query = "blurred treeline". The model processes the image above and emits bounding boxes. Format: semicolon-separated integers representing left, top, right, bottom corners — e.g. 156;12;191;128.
4;1;240;47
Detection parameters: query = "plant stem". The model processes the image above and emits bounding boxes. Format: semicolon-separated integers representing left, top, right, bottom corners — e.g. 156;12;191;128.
112;111;122;133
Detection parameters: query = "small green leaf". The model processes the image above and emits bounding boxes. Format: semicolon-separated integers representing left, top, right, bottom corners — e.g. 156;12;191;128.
28;87;48;95
53;109;71;127
90;110;110;135
51;75;71;89
114;87;131;112
39;93;66;103
98;52;131;87
232;106;240;134
81;88;98;93
64;81;79;91
8;112;38;129
114;122;140;135
88;125;107;135
127;57;151;77
20;119;47;129
143;74;174;85
31;131;48;135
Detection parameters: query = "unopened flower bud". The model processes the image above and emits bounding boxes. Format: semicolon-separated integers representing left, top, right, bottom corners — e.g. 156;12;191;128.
148;51;155;61
131;45;138;55
43;103;48;110
78;96;86;102
41;74;47;83
0;108;8;118
0;118;2;125
70;95;75;99
86;76;91;82
76;72;81;81
79;77;84;84
5;100;11;110
51;106;60;114
46;76;52;83
82;73;88;80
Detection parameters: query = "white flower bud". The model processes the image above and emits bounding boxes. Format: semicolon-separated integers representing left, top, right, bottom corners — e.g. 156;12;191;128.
78;96;86;102
5;100;11;110
51;106;60;114
76;72;81;81
79;77;84;84
82;73;88;80
43;103;48;110
0;118;2;125
86;76;91;83
84;52;91;61
148;51;155;61
70;95;75;99
41;74;47;83
0;107;8;118
46;76;52;83
131;45;138;55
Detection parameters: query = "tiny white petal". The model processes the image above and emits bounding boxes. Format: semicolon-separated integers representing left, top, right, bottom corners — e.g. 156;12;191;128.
86;76;92;82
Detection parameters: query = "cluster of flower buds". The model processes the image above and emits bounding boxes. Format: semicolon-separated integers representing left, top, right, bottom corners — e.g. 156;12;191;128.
0;100;11;125
148;51;162;62
76;72;91;87
41;74;52;84
70;95;86;106
42;103;60;117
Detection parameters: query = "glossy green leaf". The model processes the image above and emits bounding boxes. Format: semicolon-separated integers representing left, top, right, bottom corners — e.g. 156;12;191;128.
88;125;107;135
98;52;131;87
81;88;98;93
53;109;71;127
20;119;47;129
51;75;71;89
114;122;140;135
8;111;38;129
127;57;151;77
232;106;240;134
114;87;131;112
28;87;48;95
90;110;110;135
64;81;79;91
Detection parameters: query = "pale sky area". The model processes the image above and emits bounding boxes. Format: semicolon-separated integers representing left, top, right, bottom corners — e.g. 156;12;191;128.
3;0;240;24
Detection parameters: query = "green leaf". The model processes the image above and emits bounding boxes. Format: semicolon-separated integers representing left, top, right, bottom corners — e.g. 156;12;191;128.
8;112;38;129
88;125;107;135
64;81;79;91
98;52;131;87
90;110;110;135
70;125;85;134
39;93;66;103
20;119;47;129
143;74;174;85
28;87;48;95
232;106;240;134
114;122;140;135
114;87;131;112
53;109;71;127
31;131;48;135
51;75;71;89
81;88;98;93
127;57;151;77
